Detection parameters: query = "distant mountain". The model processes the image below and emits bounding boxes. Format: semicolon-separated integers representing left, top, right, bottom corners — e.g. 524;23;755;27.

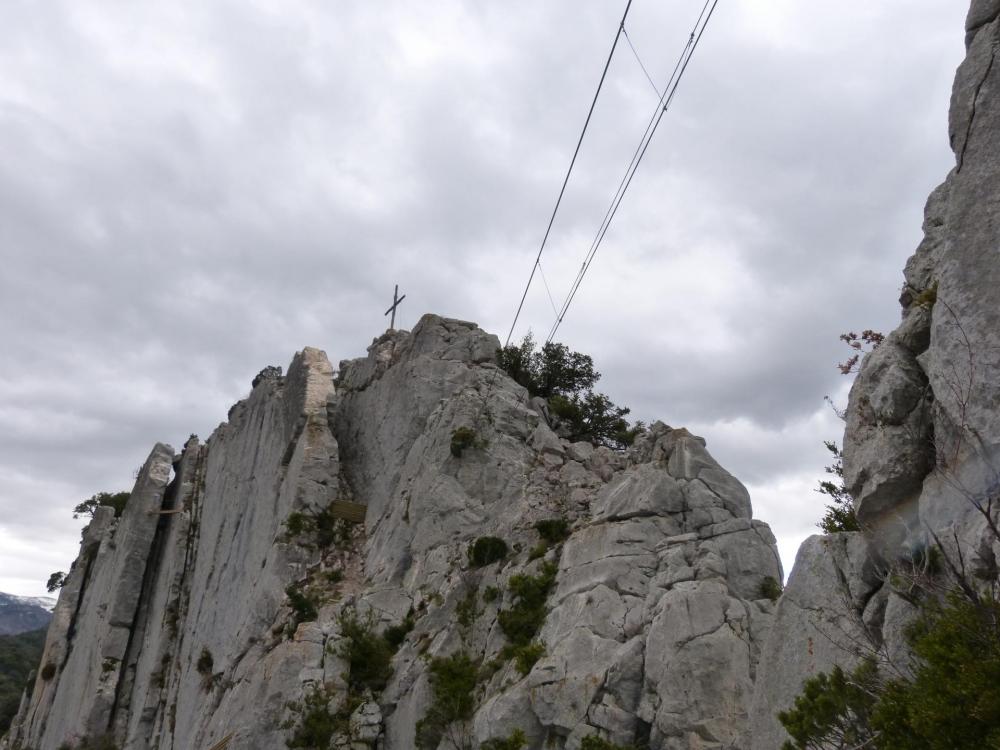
0;628;46;733
0;593;55;636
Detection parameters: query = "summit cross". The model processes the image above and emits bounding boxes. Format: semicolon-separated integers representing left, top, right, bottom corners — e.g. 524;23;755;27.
384;284;406;330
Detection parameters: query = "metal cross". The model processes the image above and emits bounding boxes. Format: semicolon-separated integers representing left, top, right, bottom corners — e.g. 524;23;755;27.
384;284;406;330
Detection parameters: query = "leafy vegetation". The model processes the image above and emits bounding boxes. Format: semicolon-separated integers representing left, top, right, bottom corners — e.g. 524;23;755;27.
285;583;320;631
382;611;415;650
0;628;46;733
456;587;479;629
759;576;783;602
481;729;528;750
510;642;545;676
46;571;66;593
415;651;479;750
284;610;412;747
72;491;130;520
530;518;571;560
450;426;486;458
779;567;1000;748
335;611;396;694
836;329;885;376
534;518;570;545
816;441;860;534
283;684;343;749
195;648;213;676
497;334;644;449
283;506;353;549
195;647;220;692
56;735;120;750
498;561;558;674
468;536;508;568
580;736;640;750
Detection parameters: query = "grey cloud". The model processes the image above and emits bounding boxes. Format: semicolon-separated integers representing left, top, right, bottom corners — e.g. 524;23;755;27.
0;0;968;594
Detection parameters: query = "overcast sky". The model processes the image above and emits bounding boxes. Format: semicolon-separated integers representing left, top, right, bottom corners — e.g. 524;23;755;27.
0;1;968;597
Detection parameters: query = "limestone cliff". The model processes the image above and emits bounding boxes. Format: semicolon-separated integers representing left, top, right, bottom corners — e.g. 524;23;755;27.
750;1;1000;745
3;317;781;750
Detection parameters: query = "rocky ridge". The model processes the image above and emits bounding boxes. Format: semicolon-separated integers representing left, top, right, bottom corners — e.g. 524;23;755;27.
5;3;999;748
2;316;781;750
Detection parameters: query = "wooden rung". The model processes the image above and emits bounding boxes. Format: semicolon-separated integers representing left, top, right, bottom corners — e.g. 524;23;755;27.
328;500;367;523
206;732;235;750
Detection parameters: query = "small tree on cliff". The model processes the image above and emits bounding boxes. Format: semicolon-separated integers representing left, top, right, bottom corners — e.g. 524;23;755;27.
816;331;884;534
73;491;130;519
816;441;860;533
497;334;643;449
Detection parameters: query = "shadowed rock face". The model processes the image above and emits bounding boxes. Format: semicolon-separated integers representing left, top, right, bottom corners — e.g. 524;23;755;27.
750;2;1000;745
2;316;781;750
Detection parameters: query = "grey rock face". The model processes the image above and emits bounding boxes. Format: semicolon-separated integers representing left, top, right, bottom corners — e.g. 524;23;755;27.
751;2;1000;746
3;317;780;750
843;0;1000;557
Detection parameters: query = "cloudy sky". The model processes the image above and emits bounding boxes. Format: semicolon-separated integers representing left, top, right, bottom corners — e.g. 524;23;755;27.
0;0;968;597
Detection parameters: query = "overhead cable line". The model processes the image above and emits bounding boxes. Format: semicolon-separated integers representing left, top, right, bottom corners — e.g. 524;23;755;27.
546;0;719;345
473;0;633;421
622;25;661;98
502;0;634;350
537;261;560;317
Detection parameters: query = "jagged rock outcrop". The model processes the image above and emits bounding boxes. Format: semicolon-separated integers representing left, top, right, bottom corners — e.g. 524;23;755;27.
750;2;1000;744
3;316;781;750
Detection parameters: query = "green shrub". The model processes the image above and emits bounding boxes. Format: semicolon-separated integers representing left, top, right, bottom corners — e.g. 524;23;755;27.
283;684;341;749
195;648;213;675
816;441;860;533
450;426;483;458
580;736;638;750
283;506;352;549
468;536;508;568
285;584;319;629
779;589;1000;749
759;576;782;602
527;543;548;561
383;612;415;650
913;281;938;308
415;651;479;749
325;569;344;584
509;642;545;675
548;392;632;449
58;736;120;750
534;518;570;544
456;588;479;628
778;659;880;749
336;611;395;694
39;662;56;681
482;586;500;603
498;562;558;655
46;571;66;593
496;334;640;450
481;729;528;750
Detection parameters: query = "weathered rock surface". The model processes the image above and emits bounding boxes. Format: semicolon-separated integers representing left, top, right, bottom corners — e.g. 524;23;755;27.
751;2;1000;745
3;317;780;750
